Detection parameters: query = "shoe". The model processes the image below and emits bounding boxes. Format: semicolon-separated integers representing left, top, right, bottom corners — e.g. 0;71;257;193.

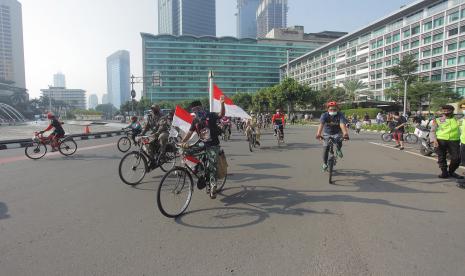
438;171;449;179
322;163;328;172
210;185;217;199
336;149;343;158
399;147;404;151
394;145;400;148
456;183;465;189
273;133;277;136
449;172;464;179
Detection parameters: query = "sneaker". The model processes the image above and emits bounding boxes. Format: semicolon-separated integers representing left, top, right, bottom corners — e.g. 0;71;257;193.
336;149;343;158
399;147;404;151
273;133;277;136
210;185;217;199
322;163;328;172
394;145;401;148
449;172;464;180
438;171;449;179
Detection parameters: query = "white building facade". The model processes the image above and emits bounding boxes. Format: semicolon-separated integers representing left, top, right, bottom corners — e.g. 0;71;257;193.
41;87;86;110
283;0;465;100
88;94;98;110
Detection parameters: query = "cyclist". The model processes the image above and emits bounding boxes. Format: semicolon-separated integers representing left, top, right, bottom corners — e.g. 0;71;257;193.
272;108;285;138
220;116;232;138
141;105;170;163
181;96;225;198
245;114;261;146
316;102;349;171
124;116;142;143
39;112;65;152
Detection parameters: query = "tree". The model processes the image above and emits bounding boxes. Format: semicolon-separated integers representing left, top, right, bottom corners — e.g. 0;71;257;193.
343;80;367;102
386;54;419;114
96;104;118;120
231;92;253;111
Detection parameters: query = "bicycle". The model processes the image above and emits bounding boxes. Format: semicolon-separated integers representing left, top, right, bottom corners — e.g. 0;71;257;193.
221;124;231;141
274;124;284;146
25;131;77;160
381;127;418;144
247;127;258;152
156;140;227;218
118;135;178;185
117;129;139;153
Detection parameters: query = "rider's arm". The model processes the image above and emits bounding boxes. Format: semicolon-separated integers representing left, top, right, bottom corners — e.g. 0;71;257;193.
43;124;53;132
340;114;349;137
271;114;276;124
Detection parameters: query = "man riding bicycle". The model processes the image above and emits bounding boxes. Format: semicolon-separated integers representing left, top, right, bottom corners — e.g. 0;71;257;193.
124;116;142;142
181;96;225;198
141;105;170;163
272;109;285;138
245;113;261;146
220;116;232;137
316;102;349;171
40;112;65;152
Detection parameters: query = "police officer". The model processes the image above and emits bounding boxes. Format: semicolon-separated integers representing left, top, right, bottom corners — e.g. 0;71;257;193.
430;105;464;179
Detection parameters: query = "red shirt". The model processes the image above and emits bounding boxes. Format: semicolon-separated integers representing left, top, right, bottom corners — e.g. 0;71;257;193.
272;114;285;125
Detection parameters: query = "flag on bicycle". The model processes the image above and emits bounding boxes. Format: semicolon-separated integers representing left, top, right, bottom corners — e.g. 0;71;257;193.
211;84;251;119
172;105;193;134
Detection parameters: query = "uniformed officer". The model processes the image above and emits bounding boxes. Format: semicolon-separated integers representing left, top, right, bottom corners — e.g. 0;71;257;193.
430;105;464;179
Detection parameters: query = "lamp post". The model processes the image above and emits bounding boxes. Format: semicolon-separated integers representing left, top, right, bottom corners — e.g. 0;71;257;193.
403;78;408;116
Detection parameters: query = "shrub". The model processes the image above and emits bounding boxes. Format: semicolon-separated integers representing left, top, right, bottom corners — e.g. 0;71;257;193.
342;108;382;119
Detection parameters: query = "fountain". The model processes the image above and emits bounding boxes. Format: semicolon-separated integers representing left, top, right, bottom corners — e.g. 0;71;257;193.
0;103;26;124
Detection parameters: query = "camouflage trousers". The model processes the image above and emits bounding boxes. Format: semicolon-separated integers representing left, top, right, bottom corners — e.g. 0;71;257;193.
201;146;220;179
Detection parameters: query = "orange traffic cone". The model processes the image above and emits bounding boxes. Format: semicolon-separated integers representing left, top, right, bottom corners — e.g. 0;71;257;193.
84;125;90;134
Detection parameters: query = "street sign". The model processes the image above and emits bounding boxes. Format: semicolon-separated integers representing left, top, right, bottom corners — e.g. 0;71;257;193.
131;89;136;99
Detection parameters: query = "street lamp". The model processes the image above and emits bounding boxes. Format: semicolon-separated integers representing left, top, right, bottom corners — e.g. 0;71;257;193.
130;72;162;115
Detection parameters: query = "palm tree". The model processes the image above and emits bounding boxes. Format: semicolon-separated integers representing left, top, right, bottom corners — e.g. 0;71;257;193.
386;54;418;114
343;80;367;102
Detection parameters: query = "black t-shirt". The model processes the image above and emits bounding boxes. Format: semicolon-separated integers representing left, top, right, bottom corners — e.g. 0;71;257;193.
394;116;407;132
51;119;65;135
320;112;348;135
189;112;220;147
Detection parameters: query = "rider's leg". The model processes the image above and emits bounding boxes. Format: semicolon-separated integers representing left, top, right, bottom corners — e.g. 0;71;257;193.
279;125;284;138
158;132;169;158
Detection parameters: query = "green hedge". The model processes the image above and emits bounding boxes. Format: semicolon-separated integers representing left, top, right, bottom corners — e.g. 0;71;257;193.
361;123;414;133
342;108;382;119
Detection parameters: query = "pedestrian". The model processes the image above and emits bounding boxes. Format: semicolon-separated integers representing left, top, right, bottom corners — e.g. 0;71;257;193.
304;114;309;121
392;112;407;150
376;112;383;125
459;103;465;188
430;105;464;179
364;112;371;125
309;113;314;121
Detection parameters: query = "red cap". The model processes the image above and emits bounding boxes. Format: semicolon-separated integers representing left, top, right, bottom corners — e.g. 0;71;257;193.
327;101;338;108
47;112;54;119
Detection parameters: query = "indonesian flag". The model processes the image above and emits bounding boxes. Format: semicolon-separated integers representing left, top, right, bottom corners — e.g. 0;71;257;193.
212;84;251;119
172;105;193;134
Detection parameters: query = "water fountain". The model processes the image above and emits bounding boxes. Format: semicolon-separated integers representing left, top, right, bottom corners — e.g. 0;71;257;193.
0;103;26;124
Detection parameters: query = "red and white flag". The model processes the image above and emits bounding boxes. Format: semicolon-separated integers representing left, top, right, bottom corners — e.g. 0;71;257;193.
172;105;193;134
212;84;251;119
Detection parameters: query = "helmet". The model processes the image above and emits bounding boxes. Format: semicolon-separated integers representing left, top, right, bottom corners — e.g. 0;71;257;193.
327;101;338;108
47;112;54;119
131;116;137;121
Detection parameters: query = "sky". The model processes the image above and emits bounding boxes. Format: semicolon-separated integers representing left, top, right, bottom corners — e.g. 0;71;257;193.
21;0;413;101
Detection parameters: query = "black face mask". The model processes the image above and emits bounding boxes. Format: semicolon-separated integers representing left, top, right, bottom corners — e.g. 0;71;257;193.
444;112;453;117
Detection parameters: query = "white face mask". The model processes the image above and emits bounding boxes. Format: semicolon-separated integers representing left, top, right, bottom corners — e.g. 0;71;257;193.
462;110;465;115
329;112;337;116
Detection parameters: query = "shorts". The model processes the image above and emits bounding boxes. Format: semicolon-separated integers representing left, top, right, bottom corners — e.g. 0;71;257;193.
393;130;404;141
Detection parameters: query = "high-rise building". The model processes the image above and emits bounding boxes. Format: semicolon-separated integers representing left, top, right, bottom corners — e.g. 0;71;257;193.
106;50;130;109
141;30;343;101
0;0;27;106
237;0;260;38
40;87;86;110
283;0;465;100
53;72;66;88
256;0;288;38
158;0;216;36
88;94;98;110
102;94;109;104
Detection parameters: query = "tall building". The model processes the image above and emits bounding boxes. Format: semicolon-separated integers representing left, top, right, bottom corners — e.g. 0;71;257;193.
88;94;98;110
141;31;343;101
237;0;260;38
53;72;66;88
0;0;27;106
158;0;216;36
256;0;288;38
102;94;109;104
283;0;465;100
106;50;130;109
40;87;86;110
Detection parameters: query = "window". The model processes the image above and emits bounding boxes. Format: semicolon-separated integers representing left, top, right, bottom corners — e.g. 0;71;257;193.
371;53;376;59
423;49;431;57
403;43;410;50
447;57;457;65
377;40;384;47
433;32;443;41
403;29;410;38
432;46;443;55
371;42;377;49
449;11;460;22
458;70;465;79
457;87;465;97
386;60;392;66
433;17;444;28
411;40;420;48
392;45;400;53
432;60;442;68
393;33;400;42
424;21;433;31
448;43;458;51
459;56;465;64
431;74;441;81
393;58;400;64
385;48;392;55
461;25;465;33
376;62;382;68
423;36;432;44
446;72;456;80
460;41;465;49
386;36;392;44
412;26;420;35
449;28;459;37
462;9;465;18
376;51;383;58
422;63;430;70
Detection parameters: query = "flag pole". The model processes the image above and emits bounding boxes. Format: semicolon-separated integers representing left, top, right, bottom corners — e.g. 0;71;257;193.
208;70;214;112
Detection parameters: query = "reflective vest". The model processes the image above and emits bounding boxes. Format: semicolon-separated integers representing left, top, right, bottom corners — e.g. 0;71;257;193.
436;117;460;141
461;120;465;144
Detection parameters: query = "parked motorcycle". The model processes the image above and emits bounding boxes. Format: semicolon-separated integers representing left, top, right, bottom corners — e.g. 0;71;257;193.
415;126;434;156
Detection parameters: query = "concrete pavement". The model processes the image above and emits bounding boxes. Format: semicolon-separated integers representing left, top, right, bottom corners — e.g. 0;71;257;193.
0;127;464;275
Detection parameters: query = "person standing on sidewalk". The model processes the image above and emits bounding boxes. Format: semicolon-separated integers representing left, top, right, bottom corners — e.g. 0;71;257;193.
458;103;465;188
430;105;464;179
393;112;407;150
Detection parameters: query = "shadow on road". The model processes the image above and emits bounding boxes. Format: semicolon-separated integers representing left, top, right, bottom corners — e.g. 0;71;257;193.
0;202;10;219
239;163;290;170
229;173;291;182
64;154;122;161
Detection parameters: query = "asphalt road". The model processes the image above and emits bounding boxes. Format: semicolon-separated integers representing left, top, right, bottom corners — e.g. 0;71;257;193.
1;126;465;276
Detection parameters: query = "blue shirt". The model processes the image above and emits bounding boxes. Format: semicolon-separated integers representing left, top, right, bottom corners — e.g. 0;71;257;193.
320;112;348;135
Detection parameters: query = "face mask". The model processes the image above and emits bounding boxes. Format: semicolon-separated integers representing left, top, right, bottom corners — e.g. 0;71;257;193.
276;112;280;115
462;110;465;115
329;112;337;116
444;112;453;117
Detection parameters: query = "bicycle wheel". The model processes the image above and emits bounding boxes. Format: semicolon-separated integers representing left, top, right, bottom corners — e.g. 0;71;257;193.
248;135;254;152
405;134;418;144
25;142;47;160
328;157;334;184
216;170;227;193
157;167;193;218
381;133;392;142
117;137;131;152
118;151;148;185
160;151;177;172
58;138;77;156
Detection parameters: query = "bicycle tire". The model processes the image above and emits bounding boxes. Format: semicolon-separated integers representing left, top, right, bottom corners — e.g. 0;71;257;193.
117;137;131;152
25;142;47;160
157;166;193;218
405;134;418;144
216;170;227;193
328;157;334;184
160;151;177;172
381;133;393;142
58;138;77;156
118;151;148;185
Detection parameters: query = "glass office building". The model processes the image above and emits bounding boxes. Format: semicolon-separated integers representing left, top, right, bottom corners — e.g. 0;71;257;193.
107;50;130;108
256;0;288;38
141;33;317;101
237;0;260;39
283;0;465;99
